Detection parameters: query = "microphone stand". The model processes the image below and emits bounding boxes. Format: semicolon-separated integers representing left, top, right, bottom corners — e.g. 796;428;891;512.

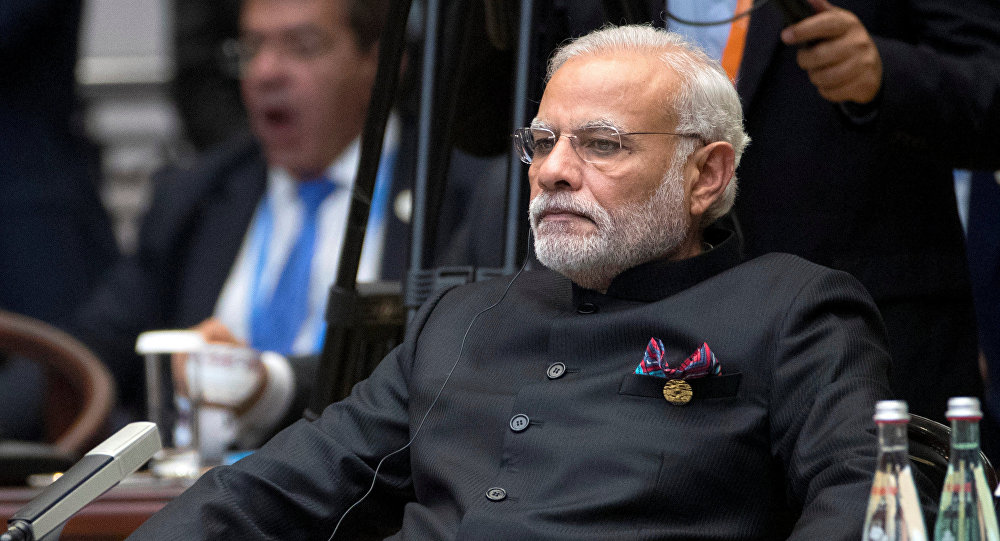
403;0;535;313
306;0;413;419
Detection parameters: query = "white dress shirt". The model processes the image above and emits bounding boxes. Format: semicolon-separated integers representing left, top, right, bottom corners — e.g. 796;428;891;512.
213;114;401;356
665;0;737;63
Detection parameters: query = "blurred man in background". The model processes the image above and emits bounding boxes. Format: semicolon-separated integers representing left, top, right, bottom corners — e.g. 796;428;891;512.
72;0;406;438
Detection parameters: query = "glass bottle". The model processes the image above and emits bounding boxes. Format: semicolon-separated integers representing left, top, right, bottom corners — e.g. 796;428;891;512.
933;397;999;541
862;400;928;541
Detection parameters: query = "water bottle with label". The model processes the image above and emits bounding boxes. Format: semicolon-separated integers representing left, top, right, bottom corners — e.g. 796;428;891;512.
933;397;999;541
862;400;928;541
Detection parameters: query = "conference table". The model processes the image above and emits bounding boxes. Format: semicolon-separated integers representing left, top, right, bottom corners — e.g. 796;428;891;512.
0;479;188;541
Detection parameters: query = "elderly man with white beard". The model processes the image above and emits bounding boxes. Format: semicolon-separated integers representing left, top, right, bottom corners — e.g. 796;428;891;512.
128;24;895;541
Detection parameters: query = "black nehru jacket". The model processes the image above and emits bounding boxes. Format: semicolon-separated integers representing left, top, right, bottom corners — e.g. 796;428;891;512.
129;226;893;540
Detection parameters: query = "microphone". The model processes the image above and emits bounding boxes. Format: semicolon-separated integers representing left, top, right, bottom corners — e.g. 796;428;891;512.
3;422;161;541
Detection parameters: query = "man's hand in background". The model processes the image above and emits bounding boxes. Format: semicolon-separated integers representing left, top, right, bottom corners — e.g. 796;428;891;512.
781;0;883;104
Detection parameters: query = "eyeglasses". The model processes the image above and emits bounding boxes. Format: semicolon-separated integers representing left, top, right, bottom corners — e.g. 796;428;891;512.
222;30;336;76
512;126;702;168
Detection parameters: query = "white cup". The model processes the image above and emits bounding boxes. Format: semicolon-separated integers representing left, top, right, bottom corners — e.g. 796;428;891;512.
137;332;263;478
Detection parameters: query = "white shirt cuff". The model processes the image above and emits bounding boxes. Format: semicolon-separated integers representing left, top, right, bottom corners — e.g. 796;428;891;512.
235;350;295;448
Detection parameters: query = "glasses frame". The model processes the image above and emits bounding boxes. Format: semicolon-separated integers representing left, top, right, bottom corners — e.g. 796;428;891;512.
512;126;703;167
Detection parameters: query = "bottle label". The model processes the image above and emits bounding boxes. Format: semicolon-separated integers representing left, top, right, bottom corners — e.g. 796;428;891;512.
942;481;973;494
870;485;899;497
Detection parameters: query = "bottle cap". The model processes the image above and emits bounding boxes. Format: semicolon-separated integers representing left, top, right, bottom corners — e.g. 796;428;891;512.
873;400;909;423
946;396;983;420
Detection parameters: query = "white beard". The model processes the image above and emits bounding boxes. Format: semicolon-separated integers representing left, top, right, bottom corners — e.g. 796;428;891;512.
529;164;690;291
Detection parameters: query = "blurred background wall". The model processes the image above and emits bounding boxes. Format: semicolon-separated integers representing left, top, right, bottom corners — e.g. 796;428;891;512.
78;0;182;254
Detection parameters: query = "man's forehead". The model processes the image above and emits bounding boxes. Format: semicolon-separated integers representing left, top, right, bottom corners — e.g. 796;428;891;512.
536;53;680;131
241;21;326;38
241;0;342;32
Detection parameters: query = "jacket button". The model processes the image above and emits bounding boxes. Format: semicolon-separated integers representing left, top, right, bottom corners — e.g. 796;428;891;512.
509;414;530;432
486;487;507;501
577;302;598;314
546;362;566;379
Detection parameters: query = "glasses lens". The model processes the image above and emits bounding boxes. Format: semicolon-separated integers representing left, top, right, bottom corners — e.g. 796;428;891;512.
527;128;556;161
574;127;622;165
513;127;624;167
513;128;533;164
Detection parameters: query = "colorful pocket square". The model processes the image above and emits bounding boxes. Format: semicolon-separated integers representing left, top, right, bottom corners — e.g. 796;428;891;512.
635;339;721;380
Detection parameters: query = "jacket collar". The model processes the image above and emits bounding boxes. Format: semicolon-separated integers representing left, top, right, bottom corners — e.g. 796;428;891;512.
571;224;741;304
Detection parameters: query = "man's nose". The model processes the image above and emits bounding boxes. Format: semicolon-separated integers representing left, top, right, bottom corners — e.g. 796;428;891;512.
244;48;287;86
532;136;584;192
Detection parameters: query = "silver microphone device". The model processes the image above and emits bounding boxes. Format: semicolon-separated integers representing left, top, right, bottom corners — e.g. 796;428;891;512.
4;422;161;541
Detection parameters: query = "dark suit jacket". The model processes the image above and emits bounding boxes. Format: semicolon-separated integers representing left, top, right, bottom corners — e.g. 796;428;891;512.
968;171;1000;418
73;133;412;413
729;0;1000;290
129;228;894;540
655;0;1000;425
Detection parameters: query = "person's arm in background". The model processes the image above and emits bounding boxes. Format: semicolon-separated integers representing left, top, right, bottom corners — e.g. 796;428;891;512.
184;318;303;448
780;0;882;105
781;0;1000;169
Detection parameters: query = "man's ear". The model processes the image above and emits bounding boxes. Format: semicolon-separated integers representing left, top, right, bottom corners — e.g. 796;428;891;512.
685;141;735;221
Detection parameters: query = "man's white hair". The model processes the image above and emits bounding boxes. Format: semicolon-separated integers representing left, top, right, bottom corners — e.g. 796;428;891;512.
547;24;750;226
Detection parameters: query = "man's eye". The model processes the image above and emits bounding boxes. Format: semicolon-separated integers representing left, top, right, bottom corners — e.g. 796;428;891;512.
289;42;322;58
532;137;556;153
584;137;620;155
288;39;324;58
